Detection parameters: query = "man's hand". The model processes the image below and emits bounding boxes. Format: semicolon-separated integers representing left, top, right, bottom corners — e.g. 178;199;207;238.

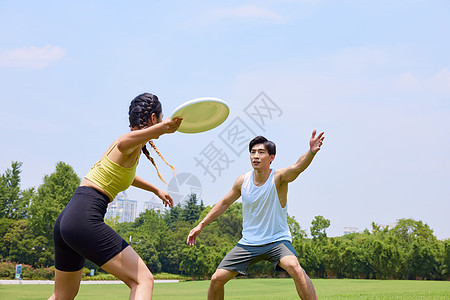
187;225;202;246
310;129;325;154
156;189;173;207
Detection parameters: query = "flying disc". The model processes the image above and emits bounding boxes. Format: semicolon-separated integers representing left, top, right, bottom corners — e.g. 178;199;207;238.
171;97;229;133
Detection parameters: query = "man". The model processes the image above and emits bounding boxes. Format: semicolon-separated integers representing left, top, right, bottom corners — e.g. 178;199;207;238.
187;130;324;300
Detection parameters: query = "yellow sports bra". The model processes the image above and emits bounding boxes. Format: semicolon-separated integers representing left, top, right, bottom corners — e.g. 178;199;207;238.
85;142;138;201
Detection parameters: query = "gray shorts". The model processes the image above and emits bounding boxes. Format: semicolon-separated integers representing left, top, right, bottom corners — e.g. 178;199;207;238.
217;240;297;275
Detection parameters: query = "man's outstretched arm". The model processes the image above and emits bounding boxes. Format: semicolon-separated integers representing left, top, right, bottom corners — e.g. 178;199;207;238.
186;175;244;246
279;129;325;184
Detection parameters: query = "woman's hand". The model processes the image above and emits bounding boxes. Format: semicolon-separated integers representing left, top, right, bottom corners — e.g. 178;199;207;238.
162;117;183;134
156;189;173;207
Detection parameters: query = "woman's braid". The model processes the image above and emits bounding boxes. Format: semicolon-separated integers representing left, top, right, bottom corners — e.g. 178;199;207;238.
129;93;175;184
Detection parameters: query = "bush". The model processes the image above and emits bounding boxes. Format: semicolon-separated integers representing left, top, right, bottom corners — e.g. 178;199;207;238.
83;273;119;281
153;272;190;280
0;261;16;279
33;266;55;280
0;262;55;280
81;267;91;277
21;264;35;279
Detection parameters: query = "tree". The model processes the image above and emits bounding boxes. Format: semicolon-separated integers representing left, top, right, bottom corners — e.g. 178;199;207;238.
0;162;34;219
164;203;183;230
28;162;80;240
181;244;212;279
182;193;201;224
370;238;400;279
105;215;121;231
197;202;243;247
323;238;342;278
131;209;171;272
180;243;226;279
444;239;450;279
390;218;436;245
310;215;330;241
293;238;326;278
340;244;369;279
0;218;15;258
287;214;306;240
406;237;443;280
160;220;192;274
2;219;53;267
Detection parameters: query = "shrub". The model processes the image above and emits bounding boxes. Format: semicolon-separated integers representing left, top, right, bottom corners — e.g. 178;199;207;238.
0;261;16;279
83;273;119;281
33;266;55;280
21;264;35;279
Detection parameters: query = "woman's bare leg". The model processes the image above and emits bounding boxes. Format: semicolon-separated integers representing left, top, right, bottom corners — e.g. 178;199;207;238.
48;269;83;300
101;246;154;300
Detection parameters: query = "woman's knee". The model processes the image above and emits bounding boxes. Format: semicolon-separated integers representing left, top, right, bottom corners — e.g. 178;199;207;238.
145;271;154;285
128;269;154;289
50;288;79;300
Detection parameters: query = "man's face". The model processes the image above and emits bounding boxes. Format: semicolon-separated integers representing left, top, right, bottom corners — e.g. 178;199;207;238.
250;144;274;170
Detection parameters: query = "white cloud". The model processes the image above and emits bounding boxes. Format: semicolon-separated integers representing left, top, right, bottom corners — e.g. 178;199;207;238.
209;5;285;22
327;45;391;74
427;68;450;95
395;72;420;90
392;68;450;96
0;45;65;68
177;4;286;32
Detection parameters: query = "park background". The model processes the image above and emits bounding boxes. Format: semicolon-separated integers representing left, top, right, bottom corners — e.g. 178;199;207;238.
1;0;449;283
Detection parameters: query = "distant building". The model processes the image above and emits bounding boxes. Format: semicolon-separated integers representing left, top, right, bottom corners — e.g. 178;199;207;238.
144;197;163;212
380;222;398;230
344;227;359;235
105;191;138;223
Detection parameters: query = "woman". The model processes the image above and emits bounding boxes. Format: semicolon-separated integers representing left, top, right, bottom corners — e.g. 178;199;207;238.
49;93;182;300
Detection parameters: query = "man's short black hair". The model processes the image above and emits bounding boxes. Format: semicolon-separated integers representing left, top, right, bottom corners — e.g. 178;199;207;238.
249;136;276;156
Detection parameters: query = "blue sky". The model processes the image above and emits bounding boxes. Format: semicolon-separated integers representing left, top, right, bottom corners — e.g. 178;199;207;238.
1;0;449;239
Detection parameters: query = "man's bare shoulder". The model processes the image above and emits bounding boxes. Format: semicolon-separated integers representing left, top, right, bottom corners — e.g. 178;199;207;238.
274;168;289;185
234;173;246;188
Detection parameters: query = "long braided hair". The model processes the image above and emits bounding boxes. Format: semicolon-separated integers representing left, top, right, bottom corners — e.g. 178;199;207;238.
129;93;175;183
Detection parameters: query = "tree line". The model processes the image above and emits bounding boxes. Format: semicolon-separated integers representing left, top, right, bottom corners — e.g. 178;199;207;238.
1;161;449;280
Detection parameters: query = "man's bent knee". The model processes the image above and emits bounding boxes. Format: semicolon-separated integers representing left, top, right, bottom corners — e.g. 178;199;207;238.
210;272;225;286
210;269;237;287
280;257;305;275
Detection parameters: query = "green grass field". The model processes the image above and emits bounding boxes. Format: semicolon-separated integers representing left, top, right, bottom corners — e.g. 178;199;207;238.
1;279;449;299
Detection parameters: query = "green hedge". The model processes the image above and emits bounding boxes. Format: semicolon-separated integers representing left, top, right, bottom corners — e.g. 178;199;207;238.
0;261;55;280
0;261;189;281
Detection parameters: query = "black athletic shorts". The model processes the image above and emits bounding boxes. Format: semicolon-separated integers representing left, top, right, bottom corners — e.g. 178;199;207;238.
53;186;129;271
217;240;297;276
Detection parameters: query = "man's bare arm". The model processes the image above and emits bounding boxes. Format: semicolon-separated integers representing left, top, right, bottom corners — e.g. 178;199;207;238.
279;130;324;184
186;175;244;245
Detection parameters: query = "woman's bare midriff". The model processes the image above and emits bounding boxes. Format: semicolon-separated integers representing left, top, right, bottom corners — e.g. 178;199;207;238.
80;178;113;202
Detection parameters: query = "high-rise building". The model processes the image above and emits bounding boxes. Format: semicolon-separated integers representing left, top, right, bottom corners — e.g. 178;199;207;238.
144;197;164;211
343;227;359;235
105;191;138;223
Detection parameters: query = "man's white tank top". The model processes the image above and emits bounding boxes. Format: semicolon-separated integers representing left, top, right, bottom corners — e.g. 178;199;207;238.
238;169;292;245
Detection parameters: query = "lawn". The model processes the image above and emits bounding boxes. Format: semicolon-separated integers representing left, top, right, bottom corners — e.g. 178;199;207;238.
0;279;449;299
